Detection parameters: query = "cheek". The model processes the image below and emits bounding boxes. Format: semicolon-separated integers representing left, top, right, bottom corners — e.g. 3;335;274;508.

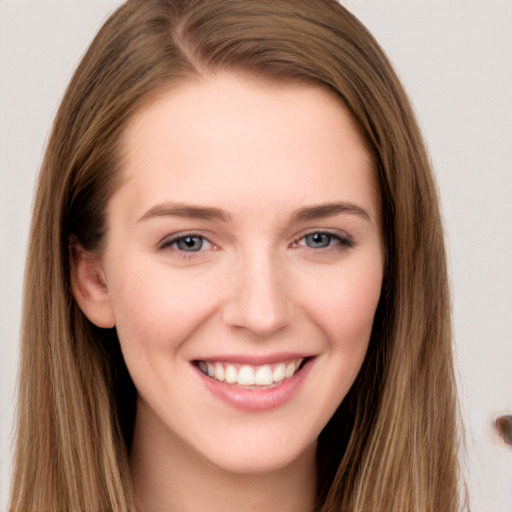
303;257;383;350
313;265;382;403
290;259;383;437
107;258;221;356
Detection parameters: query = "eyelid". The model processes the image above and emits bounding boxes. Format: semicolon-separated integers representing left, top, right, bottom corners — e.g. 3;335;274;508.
291;228;354;248
158;231;216;251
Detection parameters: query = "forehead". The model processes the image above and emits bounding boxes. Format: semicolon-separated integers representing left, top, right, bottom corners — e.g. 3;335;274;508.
116;72;379;223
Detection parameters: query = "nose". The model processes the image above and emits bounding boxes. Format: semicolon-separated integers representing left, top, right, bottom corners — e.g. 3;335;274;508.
221;251;292;338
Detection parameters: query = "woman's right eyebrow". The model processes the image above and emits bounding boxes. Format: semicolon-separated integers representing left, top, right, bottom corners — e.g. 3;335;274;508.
137;202;232;223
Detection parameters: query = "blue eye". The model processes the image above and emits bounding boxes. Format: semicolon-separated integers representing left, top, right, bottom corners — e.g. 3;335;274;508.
296;231;353;251
304;233;334;248
160;234;213;252
176;235;204;251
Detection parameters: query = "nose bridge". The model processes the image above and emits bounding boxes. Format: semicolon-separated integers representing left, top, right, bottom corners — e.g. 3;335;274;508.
222;244;291;337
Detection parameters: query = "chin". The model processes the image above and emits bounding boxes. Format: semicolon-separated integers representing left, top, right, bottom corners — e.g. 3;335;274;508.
194;426;318;476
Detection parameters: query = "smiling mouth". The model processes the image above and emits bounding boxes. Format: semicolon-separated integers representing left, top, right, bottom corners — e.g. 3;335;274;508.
195;358;307;388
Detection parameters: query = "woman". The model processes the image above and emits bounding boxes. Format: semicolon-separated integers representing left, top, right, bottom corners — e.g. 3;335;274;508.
9;0;466;510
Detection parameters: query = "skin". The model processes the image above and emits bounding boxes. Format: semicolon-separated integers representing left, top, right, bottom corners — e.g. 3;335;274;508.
72;72;384;512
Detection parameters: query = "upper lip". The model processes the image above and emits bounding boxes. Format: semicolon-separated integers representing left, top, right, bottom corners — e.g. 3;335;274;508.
192;352;313;365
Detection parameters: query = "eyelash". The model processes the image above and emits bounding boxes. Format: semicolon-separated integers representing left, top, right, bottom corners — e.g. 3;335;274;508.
158;230;353;258
292;230;354;252
158;232;215;258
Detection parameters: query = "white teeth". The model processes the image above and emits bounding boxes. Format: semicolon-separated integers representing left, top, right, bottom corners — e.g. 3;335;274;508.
272;363;285;383
255;365;274;385
225;364;237;383
199;358;305;386
214;363;225;382
237;365;255;386
285;362;296;378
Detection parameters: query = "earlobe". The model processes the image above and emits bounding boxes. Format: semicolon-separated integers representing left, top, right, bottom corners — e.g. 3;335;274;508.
69;238;116;329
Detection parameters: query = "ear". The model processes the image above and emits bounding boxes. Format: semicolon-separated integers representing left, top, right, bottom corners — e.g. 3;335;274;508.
69;237;115;328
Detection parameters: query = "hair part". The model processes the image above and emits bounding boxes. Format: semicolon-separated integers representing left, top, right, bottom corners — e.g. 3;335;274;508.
10;1;466;510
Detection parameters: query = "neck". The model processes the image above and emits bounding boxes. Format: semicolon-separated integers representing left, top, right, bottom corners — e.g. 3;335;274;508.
129;402;317;512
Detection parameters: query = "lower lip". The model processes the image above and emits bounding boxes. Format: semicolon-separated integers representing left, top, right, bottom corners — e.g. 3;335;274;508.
194;359;314;412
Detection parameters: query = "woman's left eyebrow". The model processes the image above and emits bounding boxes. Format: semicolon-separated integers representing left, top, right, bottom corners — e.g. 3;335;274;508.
137;202;232;223
291;201;373;225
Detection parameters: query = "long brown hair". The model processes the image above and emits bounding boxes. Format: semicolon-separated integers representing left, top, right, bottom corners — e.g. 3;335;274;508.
10;1;466;510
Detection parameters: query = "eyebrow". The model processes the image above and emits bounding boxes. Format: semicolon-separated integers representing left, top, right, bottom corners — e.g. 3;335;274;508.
138;202;232;223
138;200;372;225
292;201;373;224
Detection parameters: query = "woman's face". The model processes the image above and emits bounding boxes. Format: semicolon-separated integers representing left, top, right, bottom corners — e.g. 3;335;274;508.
90;73;383;474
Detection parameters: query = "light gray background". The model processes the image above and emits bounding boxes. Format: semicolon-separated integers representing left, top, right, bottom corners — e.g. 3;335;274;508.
1;1;511;510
